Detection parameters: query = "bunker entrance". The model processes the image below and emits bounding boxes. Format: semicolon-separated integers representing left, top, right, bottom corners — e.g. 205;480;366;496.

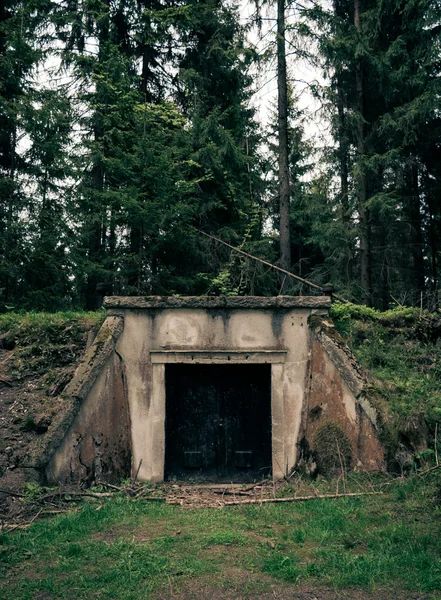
165;364;272;482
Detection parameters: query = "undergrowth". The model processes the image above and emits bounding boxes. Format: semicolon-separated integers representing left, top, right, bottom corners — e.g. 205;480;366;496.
330;302;441;468
0;311;105;375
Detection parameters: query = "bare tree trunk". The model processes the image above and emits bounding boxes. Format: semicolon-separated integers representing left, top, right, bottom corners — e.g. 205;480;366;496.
333;0;349;226
425;169;438;292
354;0;371;305
128;222;143;291
337;78;349;224
277;0;291;275
84;3;110;310
408;161;425;295
0;0;18;303
85;150;104;310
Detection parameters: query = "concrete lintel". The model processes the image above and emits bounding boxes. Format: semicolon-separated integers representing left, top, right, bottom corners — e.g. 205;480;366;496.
104;295;331;310
150;349;287;364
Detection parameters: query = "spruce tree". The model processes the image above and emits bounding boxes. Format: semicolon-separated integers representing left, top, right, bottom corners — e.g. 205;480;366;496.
0;0;42;306
307;0;441;306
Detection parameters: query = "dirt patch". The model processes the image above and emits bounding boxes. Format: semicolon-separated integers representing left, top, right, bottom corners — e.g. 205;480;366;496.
0;365;66;476
164;481;287;508
0;316;101;517
151;578;437;599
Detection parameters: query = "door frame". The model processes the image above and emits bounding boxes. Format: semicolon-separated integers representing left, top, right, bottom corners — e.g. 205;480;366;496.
149;349;287;481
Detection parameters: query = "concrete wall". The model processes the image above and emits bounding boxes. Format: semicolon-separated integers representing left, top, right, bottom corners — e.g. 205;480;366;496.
46;351;132;484
114;306;313;480
303;335;384;470
43;297;384;484
42;316;131;485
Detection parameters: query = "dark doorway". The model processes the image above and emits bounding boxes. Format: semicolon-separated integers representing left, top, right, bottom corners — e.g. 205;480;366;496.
165;364;272;482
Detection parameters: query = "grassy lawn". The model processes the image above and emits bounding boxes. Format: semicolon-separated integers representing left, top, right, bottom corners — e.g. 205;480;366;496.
1;475;441;599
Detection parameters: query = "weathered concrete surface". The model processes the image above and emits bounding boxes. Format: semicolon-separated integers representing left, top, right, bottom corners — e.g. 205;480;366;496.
114;305;313;481
46;350;131;484
303;316;384;470
104;295;332;310
24;316;130;484
65;315;125;402
38;297;384;484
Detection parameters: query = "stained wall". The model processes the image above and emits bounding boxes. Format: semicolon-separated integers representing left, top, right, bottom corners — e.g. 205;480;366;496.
44;297;384;484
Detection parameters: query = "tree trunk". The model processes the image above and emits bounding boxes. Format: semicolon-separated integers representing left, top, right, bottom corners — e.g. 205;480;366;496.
334;0;349;225
354;0;371;305
0;0;17;303
337;77;349;224
277;0;291;276
408;161;425;296
85;151;104;310
425;169;438;292
85;3;109;310
127;222;143;292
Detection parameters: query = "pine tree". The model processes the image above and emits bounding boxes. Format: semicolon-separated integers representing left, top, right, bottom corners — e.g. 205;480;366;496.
307;0;441;306
277;0;291;276
21;89;73;309
173;0;263;292
0;0;42;306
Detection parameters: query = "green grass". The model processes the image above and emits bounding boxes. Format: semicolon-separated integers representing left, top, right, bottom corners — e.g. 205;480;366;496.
330;302;441;464
2;475;441;599
0;310;105;334
0;311;105;376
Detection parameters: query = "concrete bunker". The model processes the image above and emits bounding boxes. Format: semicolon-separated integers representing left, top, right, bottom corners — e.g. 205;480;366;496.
40;296;385;485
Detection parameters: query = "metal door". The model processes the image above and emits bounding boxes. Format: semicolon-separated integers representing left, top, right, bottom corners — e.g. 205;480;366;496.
164;364;271;482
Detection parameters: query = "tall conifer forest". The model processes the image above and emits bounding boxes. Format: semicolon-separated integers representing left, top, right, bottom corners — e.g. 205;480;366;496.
0;0;440;310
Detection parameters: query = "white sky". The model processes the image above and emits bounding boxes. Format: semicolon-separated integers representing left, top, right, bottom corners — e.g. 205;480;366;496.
238;0;332;170
29;1;331;162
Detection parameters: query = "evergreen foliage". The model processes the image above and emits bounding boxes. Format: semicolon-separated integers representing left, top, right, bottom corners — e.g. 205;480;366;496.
0;0;439;309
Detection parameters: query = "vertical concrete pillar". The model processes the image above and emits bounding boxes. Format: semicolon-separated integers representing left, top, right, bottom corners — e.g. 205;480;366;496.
149;363;166;481
271;363;285;479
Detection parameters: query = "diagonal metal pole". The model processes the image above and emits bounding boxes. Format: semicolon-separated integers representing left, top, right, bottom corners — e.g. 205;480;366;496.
193;228;349;304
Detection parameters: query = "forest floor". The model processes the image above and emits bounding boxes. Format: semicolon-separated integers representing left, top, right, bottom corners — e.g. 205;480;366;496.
1;472;440;599
0;311;104;514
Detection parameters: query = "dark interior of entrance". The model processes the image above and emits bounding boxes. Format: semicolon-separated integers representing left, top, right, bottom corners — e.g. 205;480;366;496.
165;364;272;482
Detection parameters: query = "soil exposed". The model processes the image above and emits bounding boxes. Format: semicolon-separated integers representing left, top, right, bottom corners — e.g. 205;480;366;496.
152;582;435;599
0;314;102;517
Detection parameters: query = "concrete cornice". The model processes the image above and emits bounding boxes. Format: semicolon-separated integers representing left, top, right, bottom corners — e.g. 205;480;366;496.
103;295;332;309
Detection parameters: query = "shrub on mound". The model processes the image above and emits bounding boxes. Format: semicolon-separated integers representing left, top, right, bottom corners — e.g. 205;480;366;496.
313;420;353;475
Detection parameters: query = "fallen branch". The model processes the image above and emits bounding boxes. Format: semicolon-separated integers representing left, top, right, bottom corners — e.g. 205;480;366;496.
39;490;113;503
221;491;383;507
242;478;273;492
41;509;79;515
417;464;441;478
132;459;143;486
96;481;126;492
0;489;24;498
65;491;113;499
135;493;165;501
3;509;42;534
213;489;252;497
